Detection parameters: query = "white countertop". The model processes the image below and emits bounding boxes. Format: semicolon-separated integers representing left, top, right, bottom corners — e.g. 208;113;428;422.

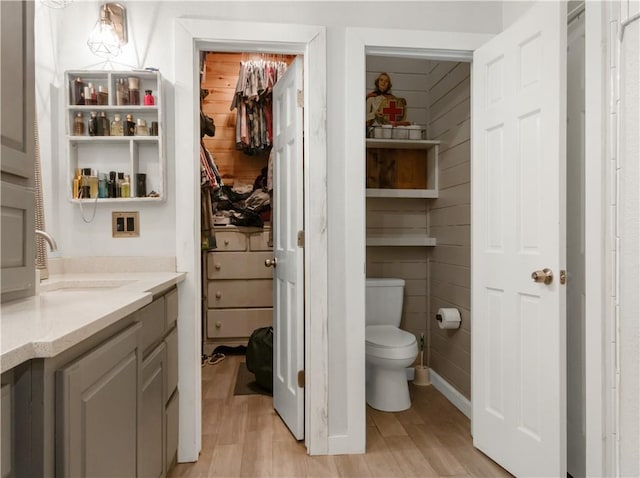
0;271;185;373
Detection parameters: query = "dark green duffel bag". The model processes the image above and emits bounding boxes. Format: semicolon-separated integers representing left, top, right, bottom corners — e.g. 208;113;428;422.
246;326;273;392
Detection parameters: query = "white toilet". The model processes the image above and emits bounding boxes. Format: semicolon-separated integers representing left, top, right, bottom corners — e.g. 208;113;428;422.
365;278;418;412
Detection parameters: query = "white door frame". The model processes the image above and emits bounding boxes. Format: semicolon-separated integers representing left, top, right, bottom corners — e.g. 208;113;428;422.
174;19;328;460
345;18;608;473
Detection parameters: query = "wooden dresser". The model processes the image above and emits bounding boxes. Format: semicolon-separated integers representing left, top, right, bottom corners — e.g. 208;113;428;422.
203;225;273;353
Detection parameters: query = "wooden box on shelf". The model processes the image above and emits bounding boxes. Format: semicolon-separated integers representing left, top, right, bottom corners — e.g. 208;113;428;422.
64;70;165;203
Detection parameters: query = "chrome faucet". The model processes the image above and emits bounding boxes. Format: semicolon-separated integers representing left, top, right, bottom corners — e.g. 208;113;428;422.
35;230;58;252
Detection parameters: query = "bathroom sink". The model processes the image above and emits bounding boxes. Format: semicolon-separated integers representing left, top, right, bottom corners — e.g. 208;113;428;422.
40;279;136;294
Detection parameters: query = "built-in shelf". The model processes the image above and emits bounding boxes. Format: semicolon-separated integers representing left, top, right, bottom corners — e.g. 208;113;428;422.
366;188;438;198
366;235;437;247
365;137;439;199
65;69;165;203
366;138;440;150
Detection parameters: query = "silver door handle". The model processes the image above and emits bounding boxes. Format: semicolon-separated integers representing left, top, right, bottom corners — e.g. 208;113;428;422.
265;258;277;268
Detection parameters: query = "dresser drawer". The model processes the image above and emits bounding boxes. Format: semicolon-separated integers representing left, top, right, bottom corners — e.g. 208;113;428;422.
248;230;271;251
206;308;272;339
214;231;247;251
207;252;273;280
208;279;273;308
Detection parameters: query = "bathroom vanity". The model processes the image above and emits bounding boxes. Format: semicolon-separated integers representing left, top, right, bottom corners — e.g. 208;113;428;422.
0;271;184;478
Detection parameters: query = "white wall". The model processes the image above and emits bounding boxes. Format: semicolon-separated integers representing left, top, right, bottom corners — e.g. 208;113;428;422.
34;0;503;455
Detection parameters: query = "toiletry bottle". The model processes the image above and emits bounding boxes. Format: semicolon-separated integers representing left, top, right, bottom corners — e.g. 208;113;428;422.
135;173;147;197
125;114;136;136
108;171;117;198
128;77;140;105
135;118;148;136
72;168;82;199
73;112;85;135
80;168;92;199
116;78;129;106
84;84;92;106
70;77;85;105
110;113;124;136
88;111;98;136
117;172;124;197
88;169;99;198
97;85;109;105
121;175;131;198
144;90;155;106
99;112;110;136
98;173;108;198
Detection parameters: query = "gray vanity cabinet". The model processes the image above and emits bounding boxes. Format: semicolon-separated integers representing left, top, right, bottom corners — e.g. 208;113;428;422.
56;322;142;478
138;287;179;477
0;0;36;303
141;343;166;478
1;379;12;478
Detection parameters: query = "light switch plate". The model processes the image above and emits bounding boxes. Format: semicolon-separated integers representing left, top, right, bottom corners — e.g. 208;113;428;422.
112;211;139;237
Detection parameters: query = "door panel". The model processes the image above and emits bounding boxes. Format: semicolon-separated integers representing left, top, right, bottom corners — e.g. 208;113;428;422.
472;2;567;476
272;57;304;440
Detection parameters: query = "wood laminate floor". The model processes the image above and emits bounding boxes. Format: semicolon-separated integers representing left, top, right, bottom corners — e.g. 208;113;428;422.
169;355;512;478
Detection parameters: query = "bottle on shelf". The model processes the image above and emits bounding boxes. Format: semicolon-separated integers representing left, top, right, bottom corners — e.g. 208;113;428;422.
128;77;140;105
125;114;136;136
116;78;129;106
88;169;99;198
110;113;124;136
72;168;82;199
88;111;98;136
136;118;148;136
73;112;85;136
98;173;108;198
108;171;117;198
144;89;155;106
117;172;125;197
97;86;109;105
121;175;131;198
70;77;85;105
97;112;110;136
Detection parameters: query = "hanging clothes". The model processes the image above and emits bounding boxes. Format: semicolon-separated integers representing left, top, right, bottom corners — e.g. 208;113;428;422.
230;59;288;155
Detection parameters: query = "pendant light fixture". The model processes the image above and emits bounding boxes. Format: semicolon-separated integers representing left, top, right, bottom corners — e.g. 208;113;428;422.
87;3;127;59
40;0;73;8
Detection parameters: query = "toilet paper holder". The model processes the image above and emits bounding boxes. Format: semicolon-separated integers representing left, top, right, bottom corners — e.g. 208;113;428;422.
436;308;462;330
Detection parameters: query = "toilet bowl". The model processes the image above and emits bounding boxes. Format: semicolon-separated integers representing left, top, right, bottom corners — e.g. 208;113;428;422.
365;278;418;412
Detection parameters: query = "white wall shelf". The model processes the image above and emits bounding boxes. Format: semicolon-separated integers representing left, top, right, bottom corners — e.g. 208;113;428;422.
366;235;436;247
366;136;439;247
64;70;165;202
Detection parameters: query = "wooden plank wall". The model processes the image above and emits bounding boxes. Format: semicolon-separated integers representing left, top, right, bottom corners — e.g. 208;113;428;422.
427;62;472;399
200;52;293;186
365;56;430;342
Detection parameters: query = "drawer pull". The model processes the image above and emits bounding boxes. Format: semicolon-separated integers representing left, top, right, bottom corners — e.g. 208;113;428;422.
224;240;230;246
215;291;222;299
214;263;221;270
215;321;222;328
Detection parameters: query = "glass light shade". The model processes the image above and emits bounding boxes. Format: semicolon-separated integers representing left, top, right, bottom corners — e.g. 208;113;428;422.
40;0;73;8
87;20;122;58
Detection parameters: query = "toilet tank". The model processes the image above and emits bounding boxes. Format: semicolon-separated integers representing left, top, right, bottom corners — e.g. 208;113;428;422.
365;278;405;326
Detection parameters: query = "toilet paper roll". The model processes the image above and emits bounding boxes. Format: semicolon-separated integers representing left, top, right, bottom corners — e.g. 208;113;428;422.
436;308;461;329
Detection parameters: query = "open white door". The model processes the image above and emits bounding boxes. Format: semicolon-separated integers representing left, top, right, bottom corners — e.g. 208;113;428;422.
472;2;567;476
271;57;304;440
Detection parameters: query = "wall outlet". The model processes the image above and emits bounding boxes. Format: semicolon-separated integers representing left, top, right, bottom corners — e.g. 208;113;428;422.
112;212;140;237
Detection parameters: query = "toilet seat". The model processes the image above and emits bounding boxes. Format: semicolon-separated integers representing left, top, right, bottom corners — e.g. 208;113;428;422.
366;325;417;360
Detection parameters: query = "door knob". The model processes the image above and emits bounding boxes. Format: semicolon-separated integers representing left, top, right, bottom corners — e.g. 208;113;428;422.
265;258;277;268
531;268;553;285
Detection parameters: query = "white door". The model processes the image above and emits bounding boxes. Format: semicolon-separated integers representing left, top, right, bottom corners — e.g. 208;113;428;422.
271;57;304;440
472;2;567;477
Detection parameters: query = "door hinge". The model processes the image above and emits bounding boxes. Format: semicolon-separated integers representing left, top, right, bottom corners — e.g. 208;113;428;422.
297;230;305;247
297;89;304;108
560;269;567;285
297;370;305;388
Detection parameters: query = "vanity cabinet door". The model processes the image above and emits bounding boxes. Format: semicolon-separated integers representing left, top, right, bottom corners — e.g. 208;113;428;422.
1;381;12;478
0;0;35;303
56;323;142;478
141;342;166;478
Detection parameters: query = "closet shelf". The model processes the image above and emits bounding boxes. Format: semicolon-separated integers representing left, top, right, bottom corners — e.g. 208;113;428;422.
68;136;159;143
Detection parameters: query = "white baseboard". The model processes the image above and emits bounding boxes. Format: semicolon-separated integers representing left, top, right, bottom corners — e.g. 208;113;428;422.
429;369;472;419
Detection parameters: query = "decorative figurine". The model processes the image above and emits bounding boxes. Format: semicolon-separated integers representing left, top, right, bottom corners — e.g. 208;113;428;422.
366;72;410;127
